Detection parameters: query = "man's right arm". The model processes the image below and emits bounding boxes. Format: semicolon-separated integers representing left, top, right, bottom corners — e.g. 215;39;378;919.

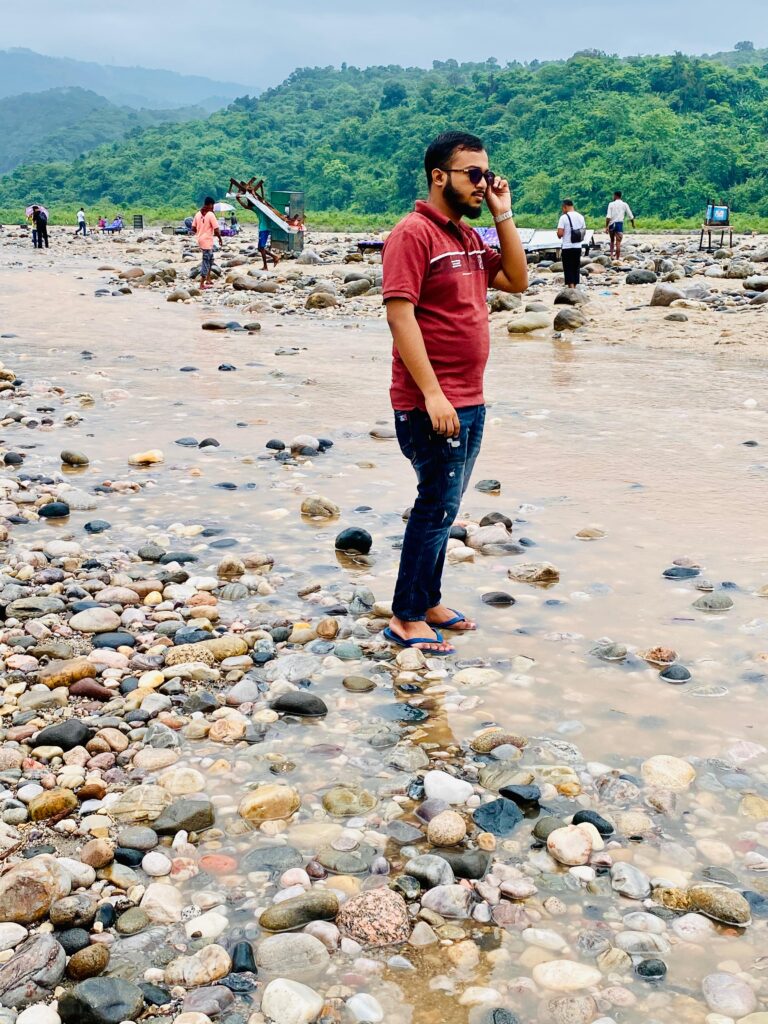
385;299;459;437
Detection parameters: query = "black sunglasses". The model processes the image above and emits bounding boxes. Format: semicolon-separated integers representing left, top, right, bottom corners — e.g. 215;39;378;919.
440;167;496;187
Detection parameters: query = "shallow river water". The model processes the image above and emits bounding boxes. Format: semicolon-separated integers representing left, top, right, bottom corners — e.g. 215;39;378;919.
1;255;767;1024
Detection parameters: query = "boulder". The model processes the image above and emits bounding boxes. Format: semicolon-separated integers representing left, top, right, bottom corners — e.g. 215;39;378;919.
0;934;66;1007
553;307;586;330
625;269;657;285
506;312;550;334
59;977;145;1024
650;283;685;306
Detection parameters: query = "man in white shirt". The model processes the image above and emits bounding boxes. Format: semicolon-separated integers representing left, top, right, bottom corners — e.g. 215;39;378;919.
556;199;587;289
605;191;635;259
75;207;87;237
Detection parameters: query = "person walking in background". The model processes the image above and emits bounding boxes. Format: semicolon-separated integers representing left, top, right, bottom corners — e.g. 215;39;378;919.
75;207;87;236
32;205;49;249
382;130;528;655
257;212;281;271
191;196;223;290
605;190;635;259
557;199;586;289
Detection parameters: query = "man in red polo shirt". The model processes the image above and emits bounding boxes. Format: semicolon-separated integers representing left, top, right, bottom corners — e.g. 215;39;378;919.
382;131;527;655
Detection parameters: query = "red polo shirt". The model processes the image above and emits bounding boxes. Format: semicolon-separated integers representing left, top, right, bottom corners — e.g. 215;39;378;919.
382;200;502;411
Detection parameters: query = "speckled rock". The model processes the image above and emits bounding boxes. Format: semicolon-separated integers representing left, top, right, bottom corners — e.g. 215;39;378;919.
336;888;410;946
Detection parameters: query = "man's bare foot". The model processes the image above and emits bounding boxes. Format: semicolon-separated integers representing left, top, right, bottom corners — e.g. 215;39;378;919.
387;617;454;653
426;604;476;631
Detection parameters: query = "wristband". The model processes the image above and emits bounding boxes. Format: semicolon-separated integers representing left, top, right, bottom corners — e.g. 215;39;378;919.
493;210;514;224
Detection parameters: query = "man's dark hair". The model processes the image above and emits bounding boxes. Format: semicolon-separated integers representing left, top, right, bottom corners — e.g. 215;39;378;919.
562;198;574;207
614;190;622;198
424;131;484;187
203;196;215;207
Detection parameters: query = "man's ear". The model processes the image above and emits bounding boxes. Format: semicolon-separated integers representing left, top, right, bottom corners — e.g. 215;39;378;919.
431;168;446;189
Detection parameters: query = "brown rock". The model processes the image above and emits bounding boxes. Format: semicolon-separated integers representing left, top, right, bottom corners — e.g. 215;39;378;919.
77;782;107;802
238;785;300;823
316;618;339;640
28;788;78;821
80;838;115;868
0;856;71;924
66;943;110;980
164;645;216;668
69;679;113;700
199;636;248;661
39;657;95;689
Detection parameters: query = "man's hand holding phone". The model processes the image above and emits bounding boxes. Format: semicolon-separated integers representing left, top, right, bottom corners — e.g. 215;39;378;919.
484;176;512;219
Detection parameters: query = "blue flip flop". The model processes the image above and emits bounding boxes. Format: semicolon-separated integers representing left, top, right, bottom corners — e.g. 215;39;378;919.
430;609;476;630
383;626;455;656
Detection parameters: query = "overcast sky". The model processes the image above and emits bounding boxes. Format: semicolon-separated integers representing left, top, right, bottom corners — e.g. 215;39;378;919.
5;0;765;90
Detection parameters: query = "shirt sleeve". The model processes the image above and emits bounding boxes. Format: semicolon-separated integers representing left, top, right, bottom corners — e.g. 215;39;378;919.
382;222;431;305
558;215;568;230
191;214;200;232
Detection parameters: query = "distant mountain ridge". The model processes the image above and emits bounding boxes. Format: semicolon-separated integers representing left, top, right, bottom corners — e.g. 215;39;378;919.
0;47;254;110
1;49;766;223
0;87;206;174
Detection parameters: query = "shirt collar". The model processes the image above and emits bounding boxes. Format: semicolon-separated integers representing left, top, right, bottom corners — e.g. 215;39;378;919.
414;199;473;240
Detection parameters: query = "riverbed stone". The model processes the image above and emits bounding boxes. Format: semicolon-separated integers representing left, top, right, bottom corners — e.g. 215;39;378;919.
336;887;410;945
239;785;300;823
256;933;330;977
0;934;66;1007
59;977;145;1024
259;891;339;932
260;979;323;1024
532;960;602;991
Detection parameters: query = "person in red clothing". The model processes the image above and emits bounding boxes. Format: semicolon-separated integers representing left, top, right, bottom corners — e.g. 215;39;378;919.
382;131;528;656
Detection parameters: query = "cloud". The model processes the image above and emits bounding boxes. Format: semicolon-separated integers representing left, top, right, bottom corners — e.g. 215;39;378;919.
2;0;765;91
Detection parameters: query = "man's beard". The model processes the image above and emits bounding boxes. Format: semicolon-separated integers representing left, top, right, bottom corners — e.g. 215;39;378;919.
444;179;483;219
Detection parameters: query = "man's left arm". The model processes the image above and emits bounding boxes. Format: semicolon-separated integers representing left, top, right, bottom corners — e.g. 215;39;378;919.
485;176;528;293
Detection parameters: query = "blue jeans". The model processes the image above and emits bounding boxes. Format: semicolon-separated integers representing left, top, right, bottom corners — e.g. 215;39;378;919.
392;405;485;621
201;249;214;277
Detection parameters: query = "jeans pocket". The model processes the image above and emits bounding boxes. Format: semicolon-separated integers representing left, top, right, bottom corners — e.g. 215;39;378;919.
394;411;415;463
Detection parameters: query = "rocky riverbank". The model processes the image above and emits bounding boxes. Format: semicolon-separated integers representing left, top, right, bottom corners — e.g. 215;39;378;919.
0;226;766;1024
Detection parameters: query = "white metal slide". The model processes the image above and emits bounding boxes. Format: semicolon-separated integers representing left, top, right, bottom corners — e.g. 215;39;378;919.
226;190;298;233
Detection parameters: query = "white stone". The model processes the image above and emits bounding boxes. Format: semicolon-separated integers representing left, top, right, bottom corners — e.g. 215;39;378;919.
522;928;567;951
346;994;384;1023
58;857;97;888
423;770;473;805
547;825;592;866
184;910;229;940
532;959;602;991
141;851;172;877
622;912;667;933
671;913;716;943
140;882;183;923
702;972;757;1017
0;923;28;951
640;754;696;791
260;979;324;1024
17;1006;61;1024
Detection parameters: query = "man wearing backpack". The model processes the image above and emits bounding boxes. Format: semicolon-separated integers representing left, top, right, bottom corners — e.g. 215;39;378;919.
32;206;49;249
557;199;586;288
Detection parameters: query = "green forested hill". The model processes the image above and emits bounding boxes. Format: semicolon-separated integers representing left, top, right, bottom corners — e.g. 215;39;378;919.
1;53;767;223
0;87;206;174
